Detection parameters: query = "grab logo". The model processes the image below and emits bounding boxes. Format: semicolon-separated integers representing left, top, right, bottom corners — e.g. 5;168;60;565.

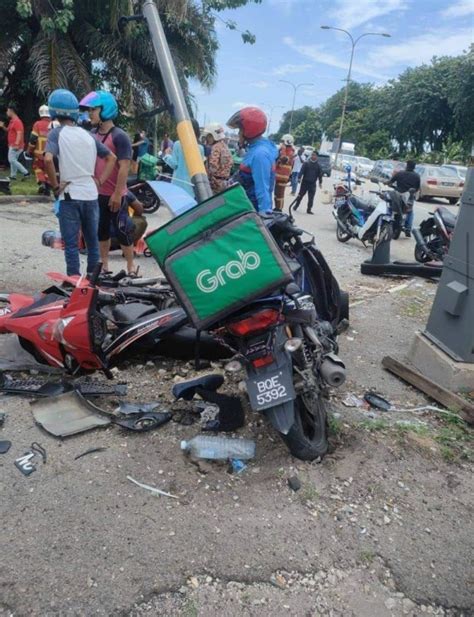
196;250;261;293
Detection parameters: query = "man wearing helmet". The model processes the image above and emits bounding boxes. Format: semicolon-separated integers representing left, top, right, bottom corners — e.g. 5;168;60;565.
44;89;116;277
274;134;295;210
204;123;233;194
226;107;278;213
27;105;52;195
80;91;136;275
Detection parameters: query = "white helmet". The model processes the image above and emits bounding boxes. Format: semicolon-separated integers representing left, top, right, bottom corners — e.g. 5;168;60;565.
38;104;50;118
204;123;226;141
282;133;294;146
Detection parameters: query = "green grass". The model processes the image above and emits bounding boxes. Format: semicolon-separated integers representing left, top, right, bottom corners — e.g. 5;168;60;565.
328;415;343;436
360;550;376;564
0;173;44;197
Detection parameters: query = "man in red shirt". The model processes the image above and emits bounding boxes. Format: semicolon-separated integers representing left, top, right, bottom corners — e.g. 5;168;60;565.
0;104;30;180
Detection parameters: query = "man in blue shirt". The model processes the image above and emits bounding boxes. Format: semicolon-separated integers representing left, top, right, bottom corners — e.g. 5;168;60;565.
227;107;277;212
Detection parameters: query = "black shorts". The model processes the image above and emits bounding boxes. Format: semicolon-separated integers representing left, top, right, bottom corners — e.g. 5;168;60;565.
98;194;133;246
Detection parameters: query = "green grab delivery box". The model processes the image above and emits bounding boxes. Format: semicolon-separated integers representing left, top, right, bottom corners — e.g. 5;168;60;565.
145;184;293;330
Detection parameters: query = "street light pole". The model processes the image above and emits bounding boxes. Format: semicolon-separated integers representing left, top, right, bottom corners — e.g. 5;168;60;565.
321;26;390;168
278;80;314;134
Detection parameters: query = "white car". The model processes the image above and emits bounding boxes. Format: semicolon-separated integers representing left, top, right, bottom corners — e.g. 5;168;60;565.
354;156;374;177
441;164;467;181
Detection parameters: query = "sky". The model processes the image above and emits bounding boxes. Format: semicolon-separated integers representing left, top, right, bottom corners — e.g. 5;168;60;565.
191;0;474;134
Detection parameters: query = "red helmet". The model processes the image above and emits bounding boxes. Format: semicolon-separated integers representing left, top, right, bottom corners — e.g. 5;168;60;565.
227;106;267;140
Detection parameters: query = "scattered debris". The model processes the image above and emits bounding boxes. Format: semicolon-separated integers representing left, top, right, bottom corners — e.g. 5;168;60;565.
172;374;224;401
14;442;46;476
0;411;5;426
287;476;302;491
364;391;392;411
0;440;11;454
0;374;127;398
114;411;172;432
342;393;369;409
74;447;108;461
115;401;160;415
181;435;256;460
230;459;247;474
30;391;111;437
127;475;179;499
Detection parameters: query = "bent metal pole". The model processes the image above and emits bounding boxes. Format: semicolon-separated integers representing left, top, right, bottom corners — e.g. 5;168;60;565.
142;0;213;202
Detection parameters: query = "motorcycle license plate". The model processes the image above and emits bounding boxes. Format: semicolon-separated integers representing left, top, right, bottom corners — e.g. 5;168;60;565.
335;197;346;206
246;369;296;411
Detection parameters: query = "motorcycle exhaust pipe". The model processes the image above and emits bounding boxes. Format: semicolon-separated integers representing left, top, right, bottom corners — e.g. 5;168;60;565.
412;228;435;260
320;354;346;388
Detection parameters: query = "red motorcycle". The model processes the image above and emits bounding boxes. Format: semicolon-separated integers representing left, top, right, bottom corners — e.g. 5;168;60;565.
0;266;230;374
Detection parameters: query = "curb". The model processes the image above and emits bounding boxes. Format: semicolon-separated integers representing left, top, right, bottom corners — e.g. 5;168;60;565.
0;195;52;204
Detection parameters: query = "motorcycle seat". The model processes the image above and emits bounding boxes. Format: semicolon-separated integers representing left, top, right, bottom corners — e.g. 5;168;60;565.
437;207;457;229
172;374;224;401
349;195;374;212
111;302;157;324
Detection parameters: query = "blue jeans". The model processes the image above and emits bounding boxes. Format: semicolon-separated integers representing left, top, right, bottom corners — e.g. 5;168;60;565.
8;147;28;178
405;210;414;231
290;171;299;194
58;199;100;276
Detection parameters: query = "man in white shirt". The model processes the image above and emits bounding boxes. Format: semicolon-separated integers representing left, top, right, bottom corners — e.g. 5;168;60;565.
44;89;116;276
290;147;306;195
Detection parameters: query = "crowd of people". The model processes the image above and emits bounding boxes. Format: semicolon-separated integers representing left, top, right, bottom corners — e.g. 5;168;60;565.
0;94;421;278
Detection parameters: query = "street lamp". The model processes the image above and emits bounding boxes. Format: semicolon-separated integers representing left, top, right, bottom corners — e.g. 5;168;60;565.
321;25;390;167
260;103;285;136
278;80;314;133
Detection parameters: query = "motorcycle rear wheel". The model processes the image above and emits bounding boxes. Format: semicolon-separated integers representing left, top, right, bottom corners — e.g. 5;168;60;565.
280;393;328;460
135;186;160;214
414;244;432;263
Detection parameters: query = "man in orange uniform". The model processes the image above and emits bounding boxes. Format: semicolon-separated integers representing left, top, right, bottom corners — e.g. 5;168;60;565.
28;105;52;195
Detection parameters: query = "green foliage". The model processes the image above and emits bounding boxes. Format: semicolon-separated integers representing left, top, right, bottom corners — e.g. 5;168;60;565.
273;47;473;161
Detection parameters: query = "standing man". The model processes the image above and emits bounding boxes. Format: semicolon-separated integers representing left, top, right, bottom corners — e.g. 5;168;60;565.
387;160;420;237
161;132;174;153
27;105;51;195
0;104;30;181
44;89;116;277
294;151;323;214
79;90;136;276
290;147;305;195
226;106;278;213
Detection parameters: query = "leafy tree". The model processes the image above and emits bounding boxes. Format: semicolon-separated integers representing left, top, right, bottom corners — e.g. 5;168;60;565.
293;109;322;146
0;0;260;128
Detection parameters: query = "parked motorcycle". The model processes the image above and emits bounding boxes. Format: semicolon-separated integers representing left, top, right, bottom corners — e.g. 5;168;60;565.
390;188;417;240
333;178;400;248
126;179;160;214
413;206;457;263
210;210;347;460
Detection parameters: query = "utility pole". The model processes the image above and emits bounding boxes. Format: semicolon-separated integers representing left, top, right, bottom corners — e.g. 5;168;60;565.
321;26;390;168
278;80;314;134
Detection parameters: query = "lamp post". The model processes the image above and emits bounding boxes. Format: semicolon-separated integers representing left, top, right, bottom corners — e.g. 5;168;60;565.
278;80;314;133
260;103;284;136
321;25;390;168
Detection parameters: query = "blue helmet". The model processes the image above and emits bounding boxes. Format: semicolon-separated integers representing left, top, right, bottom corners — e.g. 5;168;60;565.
48;89;79;121
79;90;118;121
344;164;352;173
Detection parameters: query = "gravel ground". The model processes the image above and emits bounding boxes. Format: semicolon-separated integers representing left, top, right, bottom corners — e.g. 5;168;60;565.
0;181;472;616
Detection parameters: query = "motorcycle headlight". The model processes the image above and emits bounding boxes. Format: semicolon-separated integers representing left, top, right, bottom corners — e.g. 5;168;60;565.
52;316;75;347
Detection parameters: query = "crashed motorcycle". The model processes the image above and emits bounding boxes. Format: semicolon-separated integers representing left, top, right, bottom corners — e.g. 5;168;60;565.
413;206;457;263
210;211;348;460
0;268;230;372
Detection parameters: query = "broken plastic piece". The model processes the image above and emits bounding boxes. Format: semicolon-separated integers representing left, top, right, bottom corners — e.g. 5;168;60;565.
287;476;302;491
127;475;179;499
230;458;247;474
30;391;111;437
14;451;37;476
114;411;172;432
0;374;127;398
172;374;224;401
198;389;245;433
116;401;160;415
364;391;392;411
342;393;369;409
0;412;5;426
0;440;11;454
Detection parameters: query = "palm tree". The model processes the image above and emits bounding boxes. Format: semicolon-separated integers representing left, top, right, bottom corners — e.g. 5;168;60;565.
0;0;220;124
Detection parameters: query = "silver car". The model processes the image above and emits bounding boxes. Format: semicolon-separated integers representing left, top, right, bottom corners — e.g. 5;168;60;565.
418;165;464;204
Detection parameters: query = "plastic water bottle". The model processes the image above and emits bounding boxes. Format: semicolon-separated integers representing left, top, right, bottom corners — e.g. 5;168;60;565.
180;435;255;460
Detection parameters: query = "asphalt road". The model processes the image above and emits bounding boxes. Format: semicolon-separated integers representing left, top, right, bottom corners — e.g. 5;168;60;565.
0;183;471;617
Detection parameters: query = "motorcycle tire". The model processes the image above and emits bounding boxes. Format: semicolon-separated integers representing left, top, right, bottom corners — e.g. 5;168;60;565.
448;198;458;205
280;393;328;461
135;186;160;214
392;214;402;240
414;244;432;263
336;221;351;243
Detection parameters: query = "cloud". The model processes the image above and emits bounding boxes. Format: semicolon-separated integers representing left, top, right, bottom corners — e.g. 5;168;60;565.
249;80;270;89
441;0;474;17
283;36;389;80
272;63;312;76
327;0;408;30
367;27;473;69
231;101;261;109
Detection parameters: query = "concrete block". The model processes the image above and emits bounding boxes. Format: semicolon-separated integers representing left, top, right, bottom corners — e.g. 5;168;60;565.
408;331;474;393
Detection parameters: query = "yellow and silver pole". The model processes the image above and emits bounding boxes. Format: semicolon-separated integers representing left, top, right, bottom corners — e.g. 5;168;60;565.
142;0;213;202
